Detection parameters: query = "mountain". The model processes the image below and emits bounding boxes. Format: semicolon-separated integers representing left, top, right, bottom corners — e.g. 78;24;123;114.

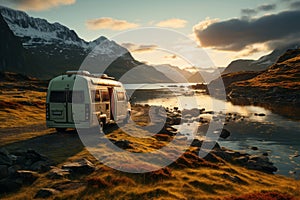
0;13;24;72
0;6;88;48
210;48;300;109
222;44;300;74
153;64;194;82
188;67;225;83
0;6;172;83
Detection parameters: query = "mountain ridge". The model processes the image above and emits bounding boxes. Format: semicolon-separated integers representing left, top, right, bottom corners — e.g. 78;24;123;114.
0;6;174;83
222;44;300;75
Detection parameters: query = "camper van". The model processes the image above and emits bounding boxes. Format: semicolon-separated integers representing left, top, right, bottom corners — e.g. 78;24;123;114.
46;71;131;131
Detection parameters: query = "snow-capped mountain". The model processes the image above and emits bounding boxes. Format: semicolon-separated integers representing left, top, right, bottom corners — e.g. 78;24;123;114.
0;6;172;83
0;6;88;48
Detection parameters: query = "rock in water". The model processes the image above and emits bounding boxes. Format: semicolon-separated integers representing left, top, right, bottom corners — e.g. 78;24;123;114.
220;129;231;139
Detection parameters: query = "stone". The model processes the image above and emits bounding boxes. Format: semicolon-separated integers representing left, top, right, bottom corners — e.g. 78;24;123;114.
154;134;170;141
47;167;70;179
29;160;51;172
0;165;8;179
25;149;43;163
190;139;203;147
262;152;269;156
15;170;39;185
219;129;231;139
203;152;220;163
0;148;12;165
34;188;60;198
0;178;21;194
62;159;95;175
182;108;200;118
114;140;132;149
251;146;258;150
234;156;249;164
8;165;21;175
246;156;277;174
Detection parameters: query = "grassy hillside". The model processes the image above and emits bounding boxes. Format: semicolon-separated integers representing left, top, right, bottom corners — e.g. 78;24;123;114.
0;79;299;199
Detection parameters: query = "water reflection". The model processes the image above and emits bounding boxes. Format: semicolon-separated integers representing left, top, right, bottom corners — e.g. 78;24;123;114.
126;87;300;179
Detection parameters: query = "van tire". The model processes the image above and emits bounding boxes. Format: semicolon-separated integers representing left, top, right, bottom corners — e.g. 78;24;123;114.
56;128;67;132
100;118;107;130
123;111;131;123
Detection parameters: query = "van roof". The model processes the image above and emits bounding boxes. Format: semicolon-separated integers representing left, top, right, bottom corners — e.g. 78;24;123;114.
50;71;122;87
66;71;115;80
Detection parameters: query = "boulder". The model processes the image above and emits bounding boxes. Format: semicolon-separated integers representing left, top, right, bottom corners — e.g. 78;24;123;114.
113;140;132;149
0;165;8;179
203;152;220;163
34;188;60;198
246;155;277;174
251;146;258;150
15;170;39;185
190;139;203;147
29;160;51;172
0;148;12;165
47;167;70;179
234;156;249;164
62;159;95;175
219;129;231;139
0;178;21;194
154;134;170;142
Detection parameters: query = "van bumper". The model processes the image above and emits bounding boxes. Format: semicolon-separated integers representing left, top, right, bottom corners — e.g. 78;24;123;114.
46;121;92;129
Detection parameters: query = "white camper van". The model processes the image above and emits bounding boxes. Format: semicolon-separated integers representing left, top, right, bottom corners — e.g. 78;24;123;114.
46;71;131;131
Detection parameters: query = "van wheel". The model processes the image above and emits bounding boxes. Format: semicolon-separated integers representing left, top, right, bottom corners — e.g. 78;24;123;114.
100;118;107;130
56;128;66;132
123;111;131;123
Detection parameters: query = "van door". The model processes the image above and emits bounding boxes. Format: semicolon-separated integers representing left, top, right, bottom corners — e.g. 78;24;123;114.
70;90;86;123
49;91;67;123
115;90;127;121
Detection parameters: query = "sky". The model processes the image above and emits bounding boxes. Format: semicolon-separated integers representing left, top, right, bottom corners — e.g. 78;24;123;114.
1;0;300;68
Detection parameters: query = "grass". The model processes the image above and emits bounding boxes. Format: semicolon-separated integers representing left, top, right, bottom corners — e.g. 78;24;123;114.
0;82;300;199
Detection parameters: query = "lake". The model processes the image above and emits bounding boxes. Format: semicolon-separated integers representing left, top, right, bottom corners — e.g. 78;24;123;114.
125;84;300;179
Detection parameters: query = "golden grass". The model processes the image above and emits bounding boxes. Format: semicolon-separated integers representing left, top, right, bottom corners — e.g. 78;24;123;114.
0;90;46;128
0;86;300;200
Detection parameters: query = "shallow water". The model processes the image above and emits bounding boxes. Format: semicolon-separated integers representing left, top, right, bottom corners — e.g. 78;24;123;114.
125;84;300;179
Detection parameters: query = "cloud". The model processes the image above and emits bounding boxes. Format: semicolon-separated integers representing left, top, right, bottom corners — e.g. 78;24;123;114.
121;43;157;52
155;18;187;28
241;8;257;16
193;17;219;31
86;17;139;31
9;0;75;11
290;1;300;9
241;3;276;19
193;10;300;51
257;4;276;11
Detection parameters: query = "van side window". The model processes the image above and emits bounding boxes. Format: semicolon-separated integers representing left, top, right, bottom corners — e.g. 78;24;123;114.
91;90;100;102
117;92;125;101
50;91;66;103
69;91;84;103
100;90;110;102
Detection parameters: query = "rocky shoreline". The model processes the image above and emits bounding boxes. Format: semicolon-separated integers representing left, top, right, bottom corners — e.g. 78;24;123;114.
0;105;280;197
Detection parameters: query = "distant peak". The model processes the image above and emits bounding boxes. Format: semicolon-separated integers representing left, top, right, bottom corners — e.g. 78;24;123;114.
91;36;108;43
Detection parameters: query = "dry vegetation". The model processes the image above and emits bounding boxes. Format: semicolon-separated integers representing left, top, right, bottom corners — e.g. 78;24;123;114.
0;79;300;200
233;54;300;90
